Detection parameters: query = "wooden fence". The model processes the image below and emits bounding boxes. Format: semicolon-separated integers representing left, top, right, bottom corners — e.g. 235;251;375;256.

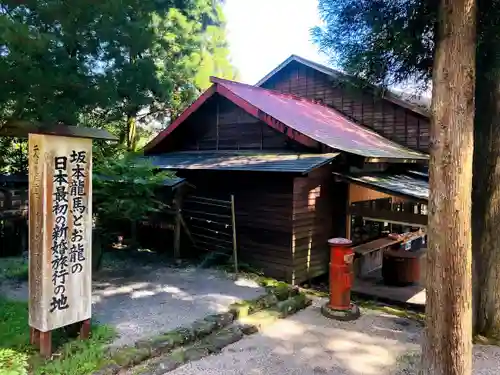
0;179;239;269
182;195;238;272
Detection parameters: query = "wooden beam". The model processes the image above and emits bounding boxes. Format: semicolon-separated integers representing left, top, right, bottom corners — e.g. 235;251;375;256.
173;199;182;259
79;319;91;340
347;205;427;226
231;195;238;274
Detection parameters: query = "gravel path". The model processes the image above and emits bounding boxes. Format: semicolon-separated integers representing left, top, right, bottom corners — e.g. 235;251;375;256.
167;298;500;375
0;265;264;347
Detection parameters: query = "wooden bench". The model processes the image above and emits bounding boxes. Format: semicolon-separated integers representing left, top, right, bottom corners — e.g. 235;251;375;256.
352;237;402;276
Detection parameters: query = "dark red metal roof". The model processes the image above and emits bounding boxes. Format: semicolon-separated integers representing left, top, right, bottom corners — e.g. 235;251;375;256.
145;77;428;161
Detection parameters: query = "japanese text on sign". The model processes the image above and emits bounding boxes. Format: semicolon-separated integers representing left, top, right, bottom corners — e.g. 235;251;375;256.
49;150;88;314
29;134;93;332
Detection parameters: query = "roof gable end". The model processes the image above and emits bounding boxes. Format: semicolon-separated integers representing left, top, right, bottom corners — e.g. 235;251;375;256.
256;55;430;118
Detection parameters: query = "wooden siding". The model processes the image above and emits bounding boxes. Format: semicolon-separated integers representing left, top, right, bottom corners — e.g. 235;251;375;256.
291;165;334;284
349;183;392;203
261;61;430;152
348;183;407;204
160;94;312;153
236;187;294;282
178;171;295;282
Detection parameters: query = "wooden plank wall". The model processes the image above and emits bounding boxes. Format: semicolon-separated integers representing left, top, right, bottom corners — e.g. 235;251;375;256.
349;183;393;203
236;187;294;282
169;95;311;153
179;171;296;282
261;62;430;152
348;183;407;204
291;166;333;284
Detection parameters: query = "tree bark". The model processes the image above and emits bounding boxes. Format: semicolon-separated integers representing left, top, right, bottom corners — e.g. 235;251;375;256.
421;0;476;373
126;113;137;152
472;0;500;338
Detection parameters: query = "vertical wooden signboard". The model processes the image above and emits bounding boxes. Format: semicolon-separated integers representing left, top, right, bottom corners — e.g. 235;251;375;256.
28;134;92;356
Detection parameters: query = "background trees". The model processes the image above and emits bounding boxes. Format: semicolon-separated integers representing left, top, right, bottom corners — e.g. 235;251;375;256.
0;0;236;155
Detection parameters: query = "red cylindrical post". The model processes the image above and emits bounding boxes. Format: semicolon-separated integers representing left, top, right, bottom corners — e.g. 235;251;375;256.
321;237;360;321
328;237;353;310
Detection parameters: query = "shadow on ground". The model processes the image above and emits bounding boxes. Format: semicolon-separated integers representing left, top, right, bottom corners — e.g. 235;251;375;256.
167;297;500;375
0;261;264;347
166;298;421;375
91;265;263;346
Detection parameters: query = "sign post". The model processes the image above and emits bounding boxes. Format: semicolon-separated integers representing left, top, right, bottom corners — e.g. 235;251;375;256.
23;126;117;358
28;134;93;356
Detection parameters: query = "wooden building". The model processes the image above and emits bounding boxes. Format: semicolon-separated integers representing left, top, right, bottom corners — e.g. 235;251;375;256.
144;75;429;284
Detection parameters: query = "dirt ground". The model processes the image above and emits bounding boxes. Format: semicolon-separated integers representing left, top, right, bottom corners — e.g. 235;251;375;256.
3;259;499;374
0;263;264;347
166;298;500;375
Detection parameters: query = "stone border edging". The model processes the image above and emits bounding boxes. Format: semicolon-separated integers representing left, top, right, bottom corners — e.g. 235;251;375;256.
92;282;311;375
91;312;235;375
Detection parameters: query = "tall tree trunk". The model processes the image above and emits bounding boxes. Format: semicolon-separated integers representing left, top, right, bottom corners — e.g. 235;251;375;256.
421;0;476;373
472;0;500;338
126;113;137;152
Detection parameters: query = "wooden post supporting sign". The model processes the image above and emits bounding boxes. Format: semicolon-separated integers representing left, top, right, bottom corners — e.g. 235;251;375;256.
28;134;94;357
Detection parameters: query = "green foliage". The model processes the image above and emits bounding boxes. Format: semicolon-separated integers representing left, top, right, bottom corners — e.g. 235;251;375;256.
0;0;237;153
0;138;27;174
32;325;116;375
0;295;116;375
0;348;28;375
0;297;31;353
93;152;171;241
194;5;239;90
313;0;500;92
1;0;128;124
312;0;437;89
312;0;500;91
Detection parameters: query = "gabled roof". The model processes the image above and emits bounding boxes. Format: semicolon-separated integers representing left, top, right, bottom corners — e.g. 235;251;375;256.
256;54;430;118
145;77;428;161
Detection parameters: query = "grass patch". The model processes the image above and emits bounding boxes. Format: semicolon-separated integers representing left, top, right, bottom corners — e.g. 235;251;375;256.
0;257;29;282
0;295;116;375
296;286;426;323
354;299;425;323
219;265;425;324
